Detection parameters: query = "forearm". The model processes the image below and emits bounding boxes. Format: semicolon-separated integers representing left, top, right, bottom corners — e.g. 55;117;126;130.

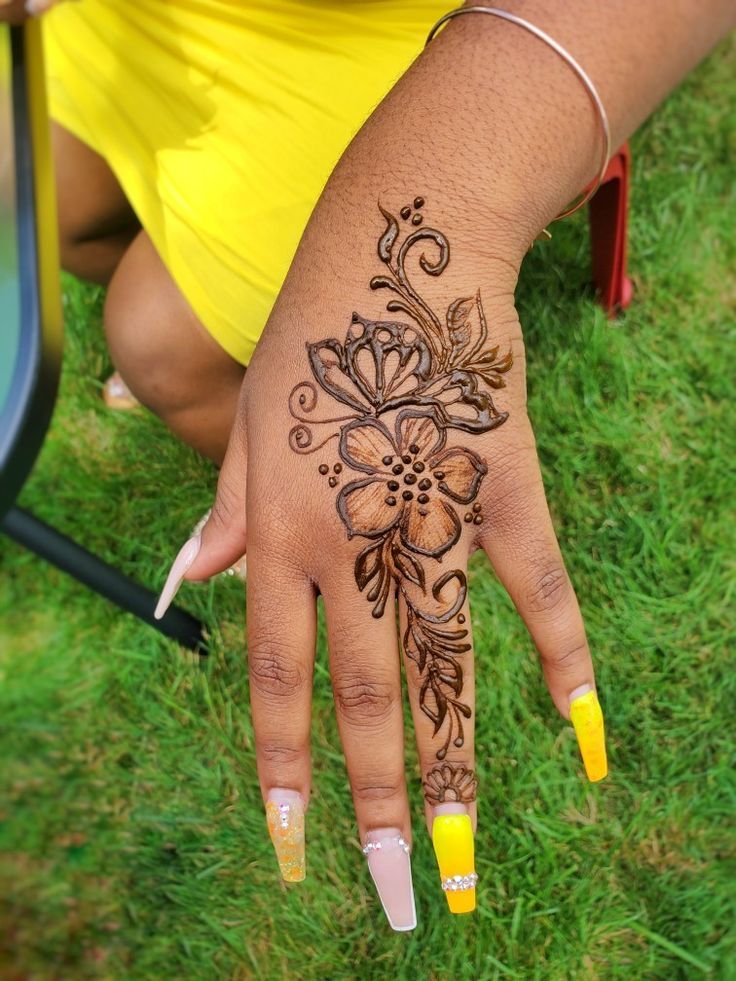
316;0;734;266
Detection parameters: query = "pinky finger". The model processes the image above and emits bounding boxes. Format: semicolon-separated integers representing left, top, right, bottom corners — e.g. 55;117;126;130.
482;470;608;782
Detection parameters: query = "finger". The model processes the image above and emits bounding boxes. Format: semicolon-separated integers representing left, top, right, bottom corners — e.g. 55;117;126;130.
482;437;607;782
398;547;478;916
321;568;416;932
246;535;316;884
153;389;247;619
186;391;248;580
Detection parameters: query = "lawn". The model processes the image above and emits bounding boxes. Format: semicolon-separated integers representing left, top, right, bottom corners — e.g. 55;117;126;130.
1;37;734;981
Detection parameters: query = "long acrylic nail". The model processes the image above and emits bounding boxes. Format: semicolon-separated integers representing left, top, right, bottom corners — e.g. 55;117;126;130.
569;685;608;782
362;828;416;932
266;789;305;882
432;804;477;914
153;535;201;620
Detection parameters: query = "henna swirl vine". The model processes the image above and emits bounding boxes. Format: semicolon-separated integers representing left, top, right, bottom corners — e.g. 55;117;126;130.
288;197;513;762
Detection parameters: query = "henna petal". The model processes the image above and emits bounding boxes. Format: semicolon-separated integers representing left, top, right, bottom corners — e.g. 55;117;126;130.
337;477;401;539
400;498;460;557
339;418;396;474
431;447;488;504
395;408;446;458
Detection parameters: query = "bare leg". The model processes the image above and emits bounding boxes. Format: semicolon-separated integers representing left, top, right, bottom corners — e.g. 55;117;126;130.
104;231;245;464
53;123;140;285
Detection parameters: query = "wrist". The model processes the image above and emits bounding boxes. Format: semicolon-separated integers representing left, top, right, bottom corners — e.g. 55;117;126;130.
325;5;607;261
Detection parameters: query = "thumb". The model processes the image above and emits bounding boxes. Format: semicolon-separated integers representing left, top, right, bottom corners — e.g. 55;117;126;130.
154;408;247;620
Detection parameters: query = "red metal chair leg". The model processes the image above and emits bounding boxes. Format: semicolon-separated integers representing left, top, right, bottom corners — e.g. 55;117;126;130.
588;142;633;316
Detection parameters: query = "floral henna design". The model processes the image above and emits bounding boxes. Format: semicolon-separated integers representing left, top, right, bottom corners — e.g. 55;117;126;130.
287;198;513;759
424;763;478;805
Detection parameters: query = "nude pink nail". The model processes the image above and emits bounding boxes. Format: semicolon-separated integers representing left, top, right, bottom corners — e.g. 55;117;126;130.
154;535;201;620
362;828;416;932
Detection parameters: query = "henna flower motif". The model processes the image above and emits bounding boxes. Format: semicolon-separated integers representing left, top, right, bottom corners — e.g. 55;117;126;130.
307;316;432;415
336;410;487;558
423;763;478;806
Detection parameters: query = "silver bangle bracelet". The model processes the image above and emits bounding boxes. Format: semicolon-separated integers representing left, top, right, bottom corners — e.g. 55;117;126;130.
425;6;612;228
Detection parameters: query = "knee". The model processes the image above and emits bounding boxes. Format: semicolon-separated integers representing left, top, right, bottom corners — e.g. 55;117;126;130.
104;278;192;418
103;235;242;422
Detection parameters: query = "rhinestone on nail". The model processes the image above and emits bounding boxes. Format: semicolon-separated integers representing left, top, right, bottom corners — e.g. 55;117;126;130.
362;835;411;856
441;872;478;892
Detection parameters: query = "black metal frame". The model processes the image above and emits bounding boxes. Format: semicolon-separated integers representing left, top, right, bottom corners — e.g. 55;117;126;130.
0;24;206;653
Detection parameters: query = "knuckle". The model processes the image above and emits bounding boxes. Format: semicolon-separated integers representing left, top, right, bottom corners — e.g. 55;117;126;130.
252;499;311;559
524;563;572;617
333;674;396;727
540;639;589;672
211;477;243;531
485;451;541;525
257;741;305;767
249;643;304;700
351;777;404;804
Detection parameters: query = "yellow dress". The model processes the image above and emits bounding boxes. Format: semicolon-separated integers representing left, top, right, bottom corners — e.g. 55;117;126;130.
43;0;448;365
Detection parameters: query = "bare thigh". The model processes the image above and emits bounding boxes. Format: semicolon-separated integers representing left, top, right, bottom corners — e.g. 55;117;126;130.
53;123;140;285
105;230;245;464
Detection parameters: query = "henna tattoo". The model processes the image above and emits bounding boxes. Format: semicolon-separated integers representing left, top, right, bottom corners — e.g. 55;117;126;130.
288;198;513;759
424;763;478;805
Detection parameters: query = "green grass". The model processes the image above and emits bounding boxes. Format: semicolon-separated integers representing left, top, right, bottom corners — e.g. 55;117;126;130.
1;39;735;981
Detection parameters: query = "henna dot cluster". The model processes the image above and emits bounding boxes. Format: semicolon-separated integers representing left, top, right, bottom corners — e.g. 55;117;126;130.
317;461;343;491
400;196;426;227
380;441;443;512
464;501;484;525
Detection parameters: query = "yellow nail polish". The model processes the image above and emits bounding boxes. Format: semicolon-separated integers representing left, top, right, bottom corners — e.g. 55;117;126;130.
432;812;476;914
266;792;306;882
570;690;608;782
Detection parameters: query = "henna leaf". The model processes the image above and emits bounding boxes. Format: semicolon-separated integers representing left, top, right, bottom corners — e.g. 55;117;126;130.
377;205;399;263
419;672;448;734
391;543;426;590
403;617;430;673
478;372;508;390
355;540;384;591
446;296;475;355
466;349;514;392
472;347;500;366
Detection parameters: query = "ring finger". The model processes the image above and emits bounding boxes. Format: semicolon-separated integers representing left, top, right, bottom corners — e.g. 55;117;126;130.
398;544;478;915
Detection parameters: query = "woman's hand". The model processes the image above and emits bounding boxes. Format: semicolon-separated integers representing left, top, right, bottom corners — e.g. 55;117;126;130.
156;187;606;927
151;0;736;926
149;8;615;928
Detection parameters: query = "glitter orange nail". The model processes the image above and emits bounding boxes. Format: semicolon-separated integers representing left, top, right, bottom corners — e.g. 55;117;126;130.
266;790;306;882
